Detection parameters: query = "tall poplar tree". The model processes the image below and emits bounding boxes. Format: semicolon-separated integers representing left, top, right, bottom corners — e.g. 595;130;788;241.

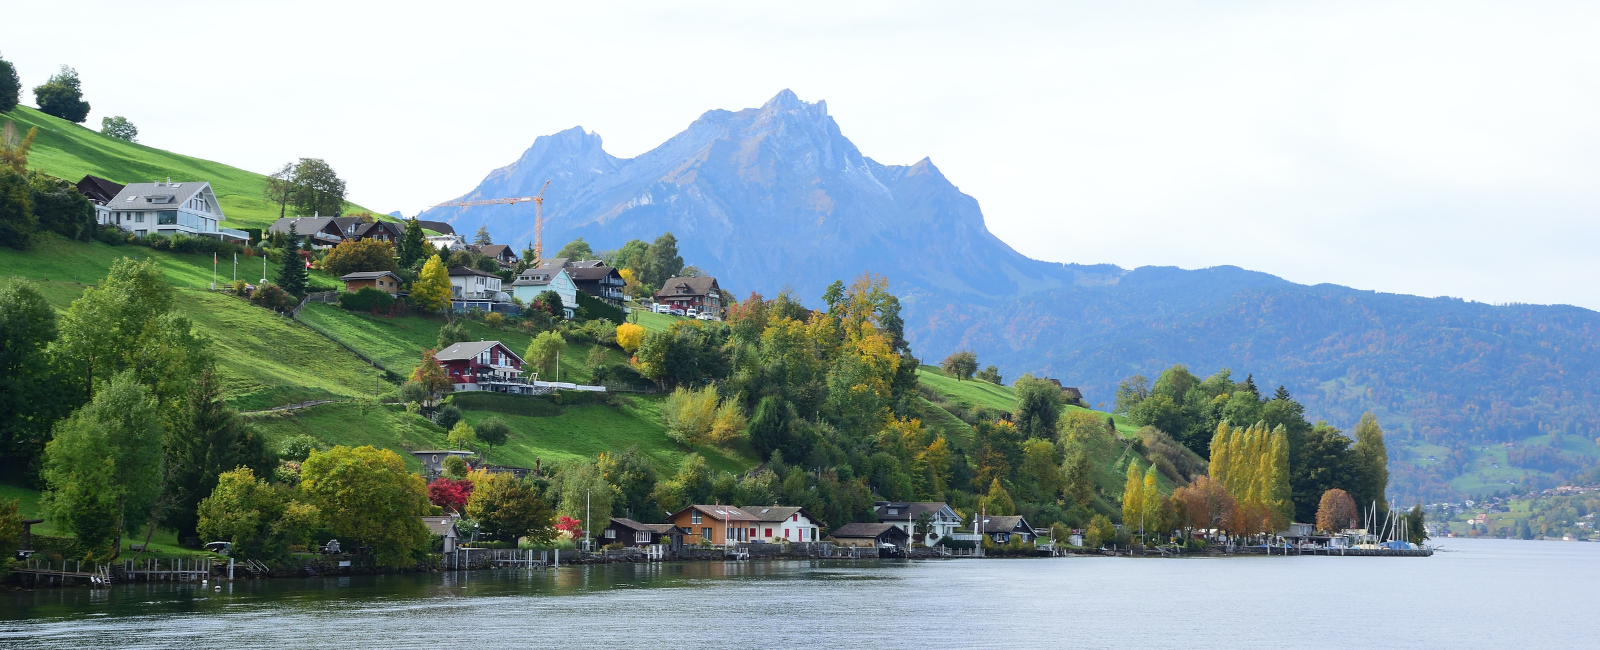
1351;412;1390;513
1121;461;1144;528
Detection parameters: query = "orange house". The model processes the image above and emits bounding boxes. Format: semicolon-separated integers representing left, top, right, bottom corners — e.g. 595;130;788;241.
341;270;403;296
667;505;759;545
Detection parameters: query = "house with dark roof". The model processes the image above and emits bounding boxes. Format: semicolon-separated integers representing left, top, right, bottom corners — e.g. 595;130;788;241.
76;175;125;227
268;216;346;247
101;180;247;242
1039;378;1087;406
351;220;404;244
741;505;822;543
653;276;723;317
828;522;910;548
340;270;403;296
433;341;534;393
601;518;687;549
562;260;626;306
470;244;518;268
874;501;963;545
416;220;455;235
420;516;461;553
667;505;759;545
972;515;1036;544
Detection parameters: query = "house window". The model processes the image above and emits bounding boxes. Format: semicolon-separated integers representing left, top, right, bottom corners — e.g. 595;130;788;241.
135;212;145;223
157;211;178;225
888;508;899;516
702;527;713;540
784;529;790;539
765;528;773;537
691;512;702;525
636;531;652;544
604;529;616;539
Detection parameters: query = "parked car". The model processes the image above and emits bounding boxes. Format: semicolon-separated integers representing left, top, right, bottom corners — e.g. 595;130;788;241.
671;308;686;317
685;308;698;318
204;541;232;556
651;303;671;314
696;312;717;321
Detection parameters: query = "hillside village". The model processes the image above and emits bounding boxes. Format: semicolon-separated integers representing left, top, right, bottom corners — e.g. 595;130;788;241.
1;61;1592;585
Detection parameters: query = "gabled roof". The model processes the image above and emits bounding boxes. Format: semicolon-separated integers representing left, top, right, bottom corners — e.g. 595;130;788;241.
511;266;570;287
674;505;758;522
354;220;404;239
76;175;125;204
874;502;958;522
655;276;719;298
433;340;523;365
608;518;684;535
565;262;622;282
108;181;223;219
416;220;455;235
448;266;500;278
475;244;515;260
975;515;1033;535
340;270;401;281
420;516;459;537
739;505;816;523
332;216;364;235
268;217;344;238
829;522;909;539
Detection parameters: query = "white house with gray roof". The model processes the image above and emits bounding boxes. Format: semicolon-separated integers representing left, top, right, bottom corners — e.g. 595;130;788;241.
102;180;247;242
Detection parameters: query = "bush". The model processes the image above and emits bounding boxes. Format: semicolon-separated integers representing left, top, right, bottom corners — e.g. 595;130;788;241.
322;238;398;277
231;279;249;296
279;435;322;462
339;287;395;313
576;291;623;323
96;226;126;246
484;312;505;328
435;404;463;431
250;283;294;311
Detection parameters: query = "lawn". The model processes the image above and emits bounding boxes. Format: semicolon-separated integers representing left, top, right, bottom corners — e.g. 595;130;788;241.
634;310;691;332
244;402;451;472
916;366;1017;412
0;236;395;409
7;105;382;230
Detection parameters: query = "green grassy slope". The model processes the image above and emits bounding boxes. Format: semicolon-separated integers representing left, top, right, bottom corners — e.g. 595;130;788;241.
454;396;750;474
6;105;381;230
0;236;392;409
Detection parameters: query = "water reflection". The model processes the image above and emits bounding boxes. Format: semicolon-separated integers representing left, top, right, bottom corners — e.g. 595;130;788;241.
2;540;1595;649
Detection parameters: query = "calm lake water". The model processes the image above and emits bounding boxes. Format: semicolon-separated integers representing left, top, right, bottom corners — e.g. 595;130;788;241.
2;538;1595;649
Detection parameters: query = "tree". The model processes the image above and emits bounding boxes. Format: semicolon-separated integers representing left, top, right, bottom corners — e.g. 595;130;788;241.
1316;488;1358;533
615;322;645;354
29;173;94;240
33;66;90;123
554;461;619;538
607;238;651;272
467;475;554;545
525;330;566;378
1113;374;1150;415
447;422;476;451
410;255;452;312
264;163;294;220
939;350;977;380
410;349;452;403
710;399;747;444
196;467;318;561
435;404;463;432
399;218;427;268
975;365;1002;384
52;257;207;405
437;319;470;350
427;477;473;513
1121;461;1144;531
99;116;137;142
1351;412;1390;514
1173;475;1237;532
1401;504;1428;544
277;224;308;296
0;53;19;113
41;371;164;560
0;282;60;476
1062;448;1094;508
982;478;1015;516
660;385;720;445
554;237;593;260
748;395;796;461
1012;374;1063;440
299;445;431;567
474;416;510;461
597;446;658;518
162;366;273;543
1290;423;1358;523
288;158;346;218
473;225;492;246
640;232;684;287
1084;514;1115;548
0;165;34;249
322;238;397;277
1;119;35;173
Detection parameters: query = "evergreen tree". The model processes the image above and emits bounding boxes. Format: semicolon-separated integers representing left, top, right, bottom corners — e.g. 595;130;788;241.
399;218;426;267
1351;412;1390;512
474;225;492;245
278;224;307;296
0;282;61;476
161;365;273;542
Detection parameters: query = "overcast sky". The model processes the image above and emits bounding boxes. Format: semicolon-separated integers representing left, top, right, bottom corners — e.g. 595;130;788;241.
8;1;1599;308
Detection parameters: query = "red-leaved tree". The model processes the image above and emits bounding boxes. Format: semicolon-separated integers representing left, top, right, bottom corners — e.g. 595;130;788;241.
428;477;473;513
554;515;583;539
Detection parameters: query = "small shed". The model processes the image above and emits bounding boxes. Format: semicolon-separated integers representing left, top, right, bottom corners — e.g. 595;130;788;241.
602;518;687;549
828;522;911;548
341;270;403;296
420;516;460;553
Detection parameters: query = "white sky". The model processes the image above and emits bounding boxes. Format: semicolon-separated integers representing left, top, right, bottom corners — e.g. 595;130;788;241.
9;1;1600;308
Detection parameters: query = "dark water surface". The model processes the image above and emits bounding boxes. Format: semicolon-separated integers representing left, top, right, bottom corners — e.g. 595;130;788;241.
2;538;1594;649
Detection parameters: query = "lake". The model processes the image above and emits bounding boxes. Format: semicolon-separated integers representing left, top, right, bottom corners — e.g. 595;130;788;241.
2;538;1595;649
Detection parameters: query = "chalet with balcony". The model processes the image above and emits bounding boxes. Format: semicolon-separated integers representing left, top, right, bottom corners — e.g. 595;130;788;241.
449;266;512;313
102;180;248;243
667;505;759;545
874;501;963;546
653;276;723;317
563;260;626;306
433;341;536;394
352;220;404;244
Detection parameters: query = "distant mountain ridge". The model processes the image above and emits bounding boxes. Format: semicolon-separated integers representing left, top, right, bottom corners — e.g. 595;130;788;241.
420;91;1600;479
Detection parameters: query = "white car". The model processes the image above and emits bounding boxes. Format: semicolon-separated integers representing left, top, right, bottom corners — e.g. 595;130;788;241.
685;308;699;318
696;312;717;321
651;303;671;314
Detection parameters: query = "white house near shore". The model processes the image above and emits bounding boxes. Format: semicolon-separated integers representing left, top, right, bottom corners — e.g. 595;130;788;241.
742;505;822;543
101;180;247;242
874;502;963;545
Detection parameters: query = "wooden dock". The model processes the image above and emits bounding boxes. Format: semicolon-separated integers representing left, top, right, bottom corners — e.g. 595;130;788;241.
12;559;113;587
119;557;215;582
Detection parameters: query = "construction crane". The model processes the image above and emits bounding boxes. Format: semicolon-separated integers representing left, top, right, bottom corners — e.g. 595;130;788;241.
430;180;552;260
